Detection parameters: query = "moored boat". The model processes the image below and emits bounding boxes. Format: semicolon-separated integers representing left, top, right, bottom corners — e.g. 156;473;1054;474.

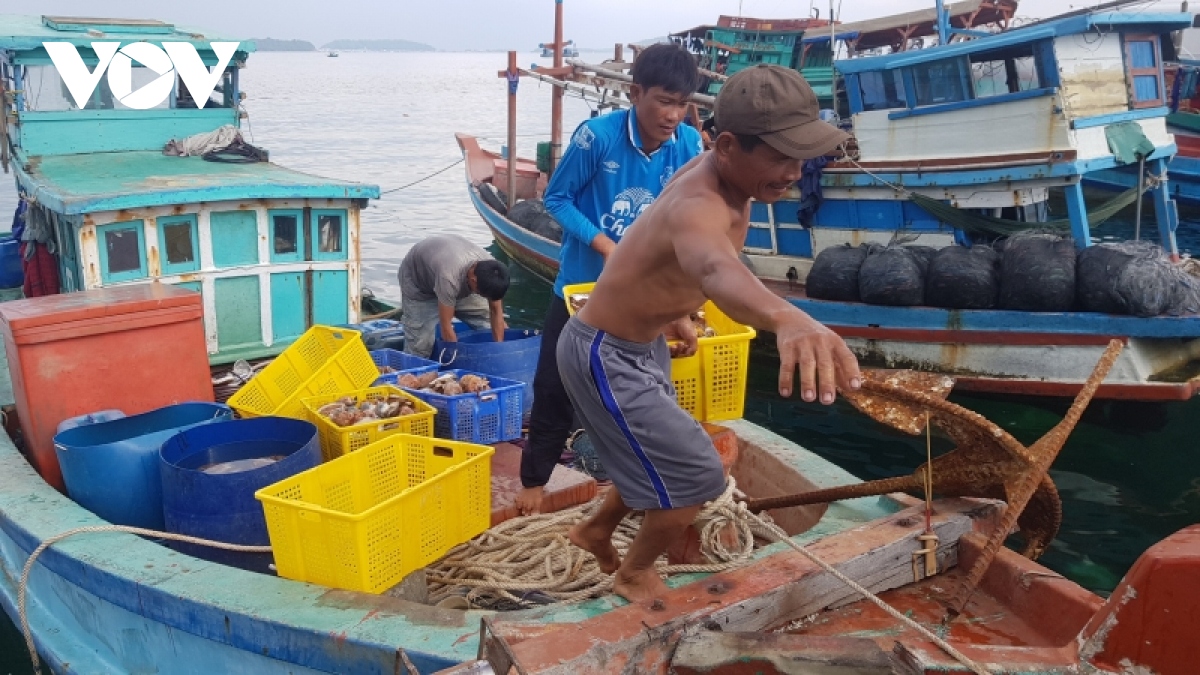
460;3;1200;401
0;15;379;365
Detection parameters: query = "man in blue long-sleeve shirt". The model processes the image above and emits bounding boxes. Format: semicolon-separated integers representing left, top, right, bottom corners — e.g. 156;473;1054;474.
516;43;704;514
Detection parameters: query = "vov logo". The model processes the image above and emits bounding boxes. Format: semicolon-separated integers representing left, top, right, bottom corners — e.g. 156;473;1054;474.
43;41;239;110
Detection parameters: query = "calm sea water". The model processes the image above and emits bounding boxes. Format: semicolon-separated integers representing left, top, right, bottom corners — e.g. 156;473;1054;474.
3;51;1200;672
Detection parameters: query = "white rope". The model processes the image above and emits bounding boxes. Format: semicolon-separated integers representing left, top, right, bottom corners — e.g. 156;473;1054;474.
425;479;761;607
18;525;271;675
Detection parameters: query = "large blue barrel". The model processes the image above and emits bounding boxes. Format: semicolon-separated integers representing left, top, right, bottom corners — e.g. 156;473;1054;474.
53;403;232;529
0;234;22;289
159;417;320;570
434;327;541;413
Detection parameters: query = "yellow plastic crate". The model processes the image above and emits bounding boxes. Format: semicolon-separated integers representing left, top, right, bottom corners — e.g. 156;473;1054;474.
255;434;494;594
228;326;379;420
562;282;756;422
302;385;436;462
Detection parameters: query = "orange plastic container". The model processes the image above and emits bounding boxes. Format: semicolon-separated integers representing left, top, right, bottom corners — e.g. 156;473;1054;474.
0;284;214;490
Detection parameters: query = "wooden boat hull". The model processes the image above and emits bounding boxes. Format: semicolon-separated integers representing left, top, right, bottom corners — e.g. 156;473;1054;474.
0;419;898;674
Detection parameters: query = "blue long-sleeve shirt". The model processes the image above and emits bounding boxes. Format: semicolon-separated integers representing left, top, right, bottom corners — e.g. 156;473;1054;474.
545;107;704;298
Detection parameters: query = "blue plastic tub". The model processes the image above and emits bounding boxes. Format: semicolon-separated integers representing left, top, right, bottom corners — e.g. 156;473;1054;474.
338;319;405;351
403;369;525;443
158;417;320;570
433;327;541;414
56;409;126;434
0;233;23;289
53;403;233;529
370;348;439;386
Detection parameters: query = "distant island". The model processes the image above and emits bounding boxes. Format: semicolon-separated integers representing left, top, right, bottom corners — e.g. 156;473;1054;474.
321;39;435;52
252;38;317;51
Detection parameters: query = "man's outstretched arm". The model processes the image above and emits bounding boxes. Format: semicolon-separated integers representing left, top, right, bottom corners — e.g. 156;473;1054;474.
671;200;861;403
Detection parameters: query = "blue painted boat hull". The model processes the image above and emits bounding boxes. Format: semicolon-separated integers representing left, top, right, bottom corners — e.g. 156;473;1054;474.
1083;155;1200;207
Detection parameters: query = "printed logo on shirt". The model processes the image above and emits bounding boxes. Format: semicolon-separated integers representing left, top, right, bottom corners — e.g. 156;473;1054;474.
600;186;655;238
602;160;620;174
574;126;596;151
661;165;677;187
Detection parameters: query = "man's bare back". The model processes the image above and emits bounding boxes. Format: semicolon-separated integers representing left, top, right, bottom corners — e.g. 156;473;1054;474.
579;153;742;345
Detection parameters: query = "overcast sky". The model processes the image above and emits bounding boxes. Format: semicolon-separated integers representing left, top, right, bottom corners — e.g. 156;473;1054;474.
4;0;1188;51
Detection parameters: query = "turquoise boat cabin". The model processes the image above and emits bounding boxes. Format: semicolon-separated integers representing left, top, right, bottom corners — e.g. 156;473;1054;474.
0;15;380;364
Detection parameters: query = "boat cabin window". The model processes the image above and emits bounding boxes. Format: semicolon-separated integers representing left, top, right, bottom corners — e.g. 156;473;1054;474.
18;64;233;111
1124;34;1164;108
158;215;200;275
273;215;299;255
859;70;906;111
910;58;970;106
97;222;147;283
312;210;348;261
969;45;1040;97
21;65;170;111
269;210;305;263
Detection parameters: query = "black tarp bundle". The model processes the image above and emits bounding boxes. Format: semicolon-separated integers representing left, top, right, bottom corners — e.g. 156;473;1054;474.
507;199;564;243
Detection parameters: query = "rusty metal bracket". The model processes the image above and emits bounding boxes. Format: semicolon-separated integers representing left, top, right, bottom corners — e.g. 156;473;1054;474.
478;616;528;675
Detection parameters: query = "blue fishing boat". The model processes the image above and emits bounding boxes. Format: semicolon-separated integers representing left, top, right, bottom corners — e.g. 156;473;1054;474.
462;3;1200;401
1085;56;1200;207
2;10;1200;675
540;40;577;58
0;15;380;365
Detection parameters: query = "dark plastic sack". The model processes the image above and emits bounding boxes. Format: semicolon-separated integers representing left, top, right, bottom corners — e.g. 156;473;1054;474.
860;245;925;306
806;244;871;302
926;245;1000;309
478;182;508;215
508;199;563;243
998;234;1075;312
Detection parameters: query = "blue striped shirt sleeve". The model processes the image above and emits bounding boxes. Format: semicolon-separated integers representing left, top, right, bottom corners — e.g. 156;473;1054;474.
544;120;607;247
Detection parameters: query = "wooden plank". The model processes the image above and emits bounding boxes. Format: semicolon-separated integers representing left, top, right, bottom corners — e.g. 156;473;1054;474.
481;499;999;674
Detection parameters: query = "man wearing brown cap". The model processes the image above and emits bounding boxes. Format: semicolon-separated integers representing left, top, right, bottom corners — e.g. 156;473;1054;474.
558;64;863;605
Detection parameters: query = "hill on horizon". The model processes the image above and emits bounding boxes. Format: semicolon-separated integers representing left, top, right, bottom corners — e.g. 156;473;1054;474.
321;39;435;52
253;38;316;51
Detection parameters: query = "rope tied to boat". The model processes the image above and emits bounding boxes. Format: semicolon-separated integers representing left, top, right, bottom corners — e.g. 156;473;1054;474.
428;476;993;674
17;525;271;675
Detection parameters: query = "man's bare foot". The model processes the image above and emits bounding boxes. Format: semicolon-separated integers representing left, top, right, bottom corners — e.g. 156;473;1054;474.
568;521;621;573
613;567;670;605
514;486;544;516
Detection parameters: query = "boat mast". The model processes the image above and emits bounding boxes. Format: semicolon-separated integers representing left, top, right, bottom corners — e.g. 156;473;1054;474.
551;0;565;173
935;0;949;44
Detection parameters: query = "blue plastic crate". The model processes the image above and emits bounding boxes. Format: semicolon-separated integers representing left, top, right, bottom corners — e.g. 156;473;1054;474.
402;369;524;443
339;319;406;351
370;349;439;386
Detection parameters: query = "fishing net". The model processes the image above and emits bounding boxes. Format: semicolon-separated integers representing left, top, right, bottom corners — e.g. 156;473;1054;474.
859;245;927;306
925;244;1001;310
1077;241;1200;317
805;243;872;302
998;233;1076;312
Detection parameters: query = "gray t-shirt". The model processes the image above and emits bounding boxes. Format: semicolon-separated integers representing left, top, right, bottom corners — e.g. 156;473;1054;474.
398;234;490;306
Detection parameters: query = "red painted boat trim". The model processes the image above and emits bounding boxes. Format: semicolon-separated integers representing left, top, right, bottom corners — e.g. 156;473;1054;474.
832;326;1125;347
953;376;1200;400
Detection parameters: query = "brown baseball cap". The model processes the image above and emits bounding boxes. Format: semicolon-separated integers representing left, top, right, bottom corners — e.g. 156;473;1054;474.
714;64;850;159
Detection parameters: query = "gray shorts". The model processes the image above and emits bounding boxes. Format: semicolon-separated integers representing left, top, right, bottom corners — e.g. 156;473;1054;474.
557;317;726;510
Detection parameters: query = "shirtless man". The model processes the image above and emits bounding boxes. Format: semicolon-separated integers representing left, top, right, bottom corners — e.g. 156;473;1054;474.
559;64;863;604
